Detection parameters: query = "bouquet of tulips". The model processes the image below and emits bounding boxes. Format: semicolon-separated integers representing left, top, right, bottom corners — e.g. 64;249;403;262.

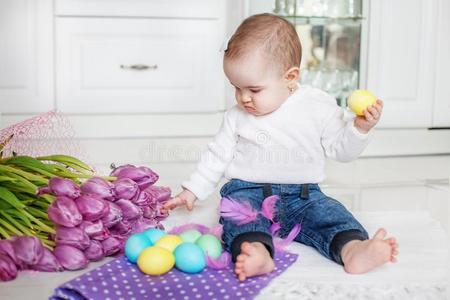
0;155;171;281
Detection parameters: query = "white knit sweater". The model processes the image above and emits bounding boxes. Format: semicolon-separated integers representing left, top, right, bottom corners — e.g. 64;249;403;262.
182;85;371;200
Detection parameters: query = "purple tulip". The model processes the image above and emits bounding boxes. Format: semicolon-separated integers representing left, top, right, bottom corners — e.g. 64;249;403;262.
56;227;90;250
80;177;115;201
0;240;19;266
145;186;171;203
101;202;123;228
110;164;159;190
74;194;109;221
115;199;142;221
48;177;81;199
32;248;64;272
101;237;122;256
131;217;160;234
12;236;44;266
0;253;17;281
80;220;109;240
133;190;152;206
84;240;104;262
109;220;132;236
141;206;156;219
47;196;83;227
113;178;139;200
53;245;88;271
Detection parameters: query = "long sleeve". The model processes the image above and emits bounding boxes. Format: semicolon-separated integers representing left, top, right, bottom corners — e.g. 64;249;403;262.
181;109;238;200
320;106;371;162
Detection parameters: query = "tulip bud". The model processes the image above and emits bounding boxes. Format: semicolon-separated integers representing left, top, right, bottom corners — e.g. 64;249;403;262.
12;236;44;266
101;202;123;228
48;177;81;199
53;245;89;271
115;199;141;221
141;206;156;219
74;194;109;221
0;240;19;266
80;220;109;240
110;165;159;190
109;220;132;236
84;240;104;262
56;226;90;250
32;248;64;272
131;217;159;234
145;186;171;203
113;178;139;200
0;253;17;281
101;237;122;256
80;177;115;201
47;196;83;227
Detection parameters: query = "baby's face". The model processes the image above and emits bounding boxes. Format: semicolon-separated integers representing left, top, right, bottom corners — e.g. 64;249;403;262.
224;51;291;116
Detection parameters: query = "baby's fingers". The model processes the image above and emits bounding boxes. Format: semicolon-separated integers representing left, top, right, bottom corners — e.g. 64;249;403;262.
162;197;186;211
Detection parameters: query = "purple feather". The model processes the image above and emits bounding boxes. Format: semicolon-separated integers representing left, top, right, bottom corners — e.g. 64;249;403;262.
168;223;210;235
220;197;258;225
206;251;231;269
260;195;279;222
270;222;281;236
207;224;223;240
273;223;301;251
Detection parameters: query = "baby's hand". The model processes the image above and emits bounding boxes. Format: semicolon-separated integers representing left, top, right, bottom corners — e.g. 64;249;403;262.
161;189;197;213
353;99;383;134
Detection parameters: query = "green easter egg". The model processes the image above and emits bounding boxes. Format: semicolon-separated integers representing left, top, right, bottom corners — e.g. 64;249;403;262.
179;230;202;243
195;234;222;259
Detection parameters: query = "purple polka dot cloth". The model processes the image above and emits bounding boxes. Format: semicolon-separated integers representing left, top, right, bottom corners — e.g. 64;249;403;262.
50;251;298;300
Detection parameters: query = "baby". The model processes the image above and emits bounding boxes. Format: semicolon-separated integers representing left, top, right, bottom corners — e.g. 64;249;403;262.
163;13;398;281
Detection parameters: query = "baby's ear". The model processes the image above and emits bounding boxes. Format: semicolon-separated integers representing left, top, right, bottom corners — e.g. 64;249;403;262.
284;67;300;82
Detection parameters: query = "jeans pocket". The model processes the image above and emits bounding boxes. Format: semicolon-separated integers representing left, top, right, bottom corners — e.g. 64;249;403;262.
219;180;233;196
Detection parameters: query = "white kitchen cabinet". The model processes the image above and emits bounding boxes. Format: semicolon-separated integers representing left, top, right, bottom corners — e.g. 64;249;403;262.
433;0;450;127
366;0;437;128
0;0;53;113
55;0;225;114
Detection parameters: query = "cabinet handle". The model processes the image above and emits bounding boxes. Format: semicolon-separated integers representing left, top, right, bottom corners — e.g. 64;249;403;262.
120;64;158;70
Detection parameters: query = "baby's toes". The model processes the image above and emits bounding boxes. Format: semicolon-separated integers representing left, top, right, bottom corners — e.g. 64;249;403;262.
238;273;247;281
240;242;253;254
236;253;246;262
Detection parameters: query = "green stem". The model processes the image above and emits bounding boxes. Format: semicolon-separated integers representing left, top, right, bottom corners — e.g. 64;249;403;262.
0;225;10;239
0;218;22;236
0;211;34;236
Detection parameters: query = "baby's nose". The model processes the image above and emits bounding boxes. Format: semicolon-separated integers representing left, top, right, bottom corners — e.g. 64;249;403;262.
242;95;252;103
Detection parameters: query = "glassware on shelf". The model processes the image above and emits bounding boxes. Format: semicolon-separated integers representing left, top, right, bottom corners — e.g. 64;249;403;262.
273;0;287;15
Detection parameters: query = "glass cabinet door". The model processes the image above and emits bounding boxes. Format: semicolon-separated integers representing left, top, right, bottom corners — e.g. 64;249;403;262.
249;0;364;107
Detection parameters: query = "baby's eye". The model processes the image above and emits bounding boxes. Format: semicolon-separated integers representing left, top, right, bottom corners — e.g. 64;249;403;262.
250;89;261;93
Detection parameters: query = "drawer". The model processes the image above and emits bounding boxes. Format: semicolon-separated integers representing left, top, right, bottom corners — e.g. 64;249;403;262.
56;18;224;113
55;0;223;18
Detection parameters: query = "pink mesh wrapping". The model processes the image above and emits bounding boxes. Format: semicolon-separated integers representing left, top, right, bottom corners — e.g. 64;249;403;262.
0;110;89;163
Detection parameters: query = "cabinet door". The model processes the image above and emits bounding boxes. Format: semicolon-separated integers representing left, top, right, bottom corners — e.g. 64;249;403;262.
56;18;224;113
0;0;53;113
366;0;437;127
433;0;450;127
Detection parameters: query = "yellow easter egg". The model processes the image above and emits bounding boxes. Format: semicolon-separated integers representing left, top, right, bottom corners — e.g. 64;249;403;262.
154;235;183;252
347;89;377;116
137;246;175;275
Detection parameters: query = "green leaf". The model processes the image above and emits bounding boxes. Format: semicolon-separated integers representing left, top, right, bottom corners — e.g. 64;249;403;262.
0;225;10;239
0;218;22;236
0;186;25;210
0;211;34;236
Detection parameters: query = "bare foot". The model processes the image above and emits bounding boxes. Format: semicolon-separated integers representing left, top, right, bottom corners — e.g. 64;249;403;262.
234;242;275;281
341;228;399;274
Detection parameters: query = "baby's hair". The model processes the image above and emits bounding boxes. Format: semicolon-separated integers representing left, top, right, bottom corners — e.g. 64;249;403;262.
225;13;302;74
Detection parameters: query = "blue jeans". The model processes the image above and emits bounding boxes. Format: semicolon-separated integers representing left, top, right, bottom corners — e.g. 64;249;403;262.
219;179;368;264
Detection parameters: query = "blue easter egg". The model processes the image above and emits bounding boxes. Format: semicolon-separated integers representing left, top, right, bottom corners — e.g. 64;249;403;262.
143;228;167;245
174;243;206;274
125;233;153;263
